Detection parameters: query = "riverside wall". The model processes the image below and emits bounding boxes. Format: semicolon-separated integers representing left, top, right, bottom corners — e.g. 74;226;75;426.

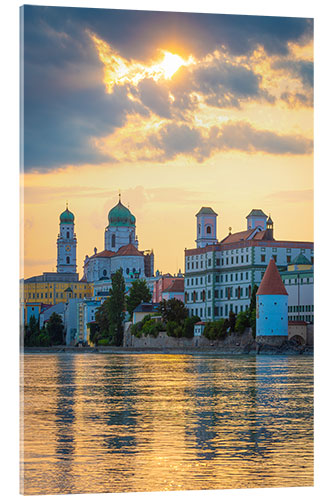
123;326;255;351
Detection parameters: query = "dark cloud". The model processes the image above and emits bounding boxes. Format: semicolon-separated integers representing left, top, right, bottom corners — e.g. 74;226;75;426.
23;5;313;171
272;59;314;88
137;79;171;118
44;7;312;60
147;121;313;161
280;91;313;108
183;59;275;109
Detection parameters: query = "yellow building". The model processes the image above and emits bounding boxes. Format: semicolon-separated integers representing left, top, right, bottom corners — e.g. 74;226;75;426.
23;272;93;306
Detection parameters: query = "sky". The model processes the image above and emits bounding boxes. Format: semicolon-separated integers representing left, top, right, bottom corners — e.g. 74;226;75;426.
22;5;313;279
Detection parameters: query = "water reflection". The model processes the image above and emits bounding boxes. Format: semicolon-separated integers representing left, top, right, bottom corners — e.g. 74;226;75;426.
21;353;313;495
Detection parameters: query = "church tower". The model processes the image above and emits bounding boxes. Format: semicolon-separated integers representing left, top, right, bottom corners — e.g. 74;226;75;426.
105;195;138;252
195;207;218;248
57;204;77;274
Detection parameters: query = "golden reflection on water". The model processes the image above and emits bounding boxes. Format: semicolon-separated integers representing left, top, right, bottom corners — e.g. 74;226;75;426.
21;353;313;495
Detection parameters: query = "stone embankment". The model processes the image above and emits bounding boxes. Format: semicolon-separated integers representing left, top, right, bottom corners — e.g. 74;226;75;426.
23;327;313;355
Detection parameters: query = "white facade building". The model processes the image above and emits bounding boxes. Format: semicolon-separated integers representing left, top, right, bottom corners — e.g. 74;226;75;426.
83;196;154;284
185;208;313;321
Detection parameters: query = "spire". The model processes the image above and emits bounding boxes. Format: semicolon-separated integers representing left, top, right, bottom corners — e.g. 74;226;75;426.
118;189;121;203
257;259;288;296
66;201;68;210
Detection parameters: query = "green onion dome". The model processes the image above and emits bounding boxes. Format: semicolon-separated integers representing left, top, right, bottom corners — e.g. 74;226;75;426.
60;208;75;224
108;201;136;227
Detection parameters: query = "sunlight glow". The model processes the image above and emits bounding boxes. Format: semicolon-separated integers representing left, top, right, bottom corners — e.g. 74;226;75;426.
89;32;193;93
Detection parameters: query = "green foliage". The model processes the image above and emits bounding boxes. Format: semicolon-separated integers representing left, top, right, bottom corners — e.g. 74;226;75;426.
183;315;201;338
249;308;256;337
95;269;126;346
24;316;53;347
95;301;110;339
228;310;236;332
47;313;64;345
108;269;126;346
126;279;152;318
203;318;228;341
98;338;110;345
159;298;188;323
250;284;258;311
235;311;249;334
88;322;100;346
166;320;184;338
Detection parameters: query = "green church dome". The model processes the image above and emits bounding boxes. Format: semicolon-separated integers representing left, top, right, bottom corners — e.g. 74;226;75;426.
60;207;75;224
108;200;136;227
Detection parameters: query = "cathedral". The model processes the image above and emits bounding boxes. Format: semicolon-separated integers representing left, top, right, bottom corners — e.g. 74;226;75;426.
82;195;154;283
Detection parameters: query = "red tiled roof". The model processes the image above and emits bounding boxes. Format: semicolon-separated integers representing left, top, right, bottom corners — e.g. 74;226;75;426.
114;244;144;257
91;250;115;259
163;279;184;293
220;229;256;244
257;259;288;295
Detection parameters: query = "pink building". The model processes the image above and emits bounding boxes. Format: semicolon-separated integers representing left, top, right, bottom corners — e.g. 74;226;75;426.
161;279;185;302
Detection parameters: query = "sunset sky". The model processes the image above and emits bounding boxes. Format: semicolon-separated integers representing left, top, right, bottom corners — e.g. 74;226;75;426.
22;6;313;279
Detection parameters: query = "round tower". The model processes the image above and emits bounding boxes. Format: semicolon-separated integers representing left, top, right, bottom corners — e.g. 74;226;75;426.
57;204;77;274
256;258;288;346
195;207;218;248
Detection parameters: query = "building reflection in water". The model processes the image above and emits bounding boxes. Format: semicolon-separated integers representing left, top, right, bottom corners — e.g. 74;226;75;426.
22;353;313;495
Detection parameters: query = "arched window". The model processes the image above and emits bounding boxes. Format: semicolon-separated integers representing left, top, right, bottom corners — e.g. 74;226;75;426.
206;225;211;234
126;268;129;275
66;256;70;264
193;291;196;303
111;234;116;247
66;231;70;239
202;290;206;302
103;269;107;277
198;224;201;235
129;233;133;244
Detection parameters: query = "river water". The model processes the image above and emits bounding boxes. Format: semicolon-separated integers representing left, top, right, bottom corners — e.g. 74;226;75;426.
21;353;313;495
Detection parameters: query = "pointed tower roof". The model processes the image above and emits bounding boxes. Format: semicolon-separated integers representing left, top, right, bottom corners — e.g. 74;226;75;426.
257;258;288;296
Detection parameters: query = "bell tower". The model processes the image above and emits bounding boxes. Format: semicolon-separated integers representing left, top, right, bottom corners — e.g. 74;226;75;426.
57;204;77;274
195;207;218;248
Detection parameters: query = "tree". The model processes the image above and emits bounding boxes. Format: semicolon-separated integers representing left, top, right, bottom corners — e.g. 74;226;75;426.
47;312;64;345
250;284;258;312
108;269;126;346
235;311;249;334
159;298;188;323
228;310;236;332
126;279;152;318
95;300;110;340
24;315;40;346
183;315;201;338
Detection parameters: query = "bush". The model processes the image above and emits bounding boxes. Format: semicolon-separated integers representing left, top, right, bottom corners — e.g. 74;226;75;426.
204;319;228;341
166;320;184;337
98;338;111;345
183;316;201;338
235;311;250;334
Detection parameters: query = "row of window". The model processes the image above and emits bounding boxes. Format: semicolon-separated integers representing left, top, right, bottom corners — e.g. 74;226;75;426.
187;254;250;270
186;271;250;287
27;292;87;299
284;277;313;285
188;303;249;318
186;285;252;303
289;315;313;322
288;305;314;312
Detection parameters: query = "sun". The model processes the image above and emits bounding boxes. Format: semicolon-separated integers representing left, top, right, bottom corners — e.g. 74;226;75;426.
159;51;185;79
